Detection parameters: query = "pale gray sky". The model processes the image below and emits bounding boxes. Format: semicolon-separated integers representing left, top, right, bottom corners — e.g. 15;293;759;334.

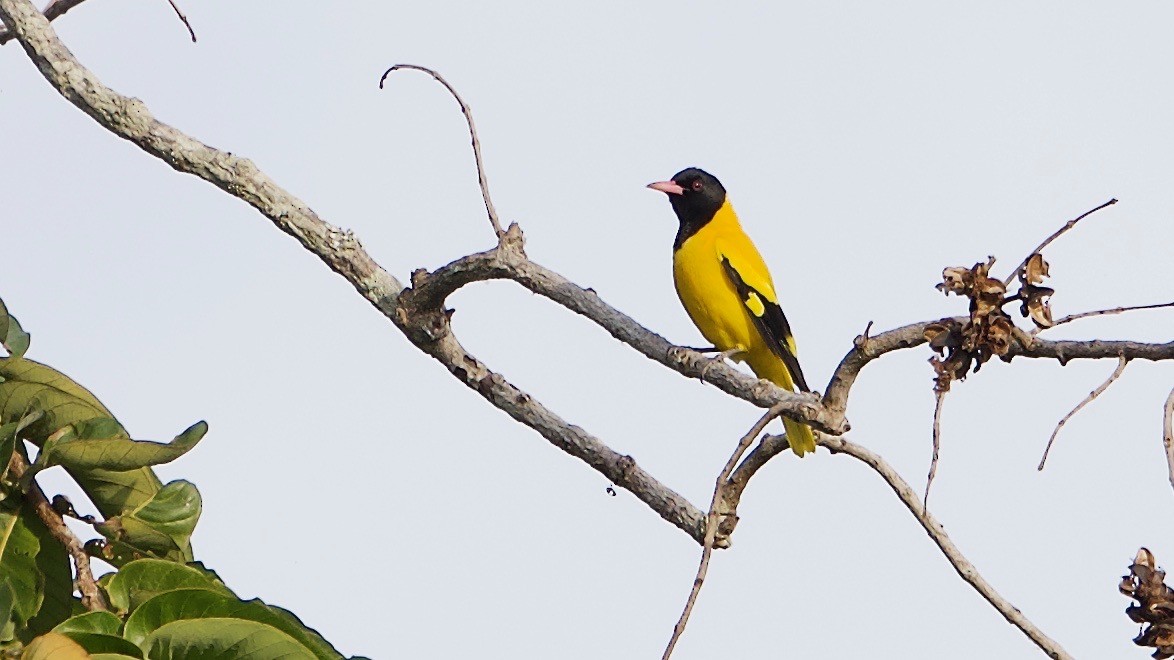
3;1;1173;658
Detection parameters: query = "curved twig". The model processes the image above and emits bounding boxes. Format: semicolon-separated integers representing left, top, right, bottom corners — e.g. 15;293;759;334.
1032;301;1174;336
1037;356;1129;470
662;405;783;660
380;64;504;239
1002;198;1117;287
723;432;790;514
821;435;1074;660
165;0;196;42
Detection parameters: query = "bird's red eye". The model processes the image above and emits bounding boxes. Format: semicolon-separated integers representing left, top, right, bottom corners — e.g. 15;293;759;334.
691;179;703;191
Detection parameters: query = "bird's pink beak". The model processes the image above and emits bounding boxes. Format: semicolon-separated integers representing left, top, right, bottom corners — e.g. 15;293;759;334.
647;180;685;196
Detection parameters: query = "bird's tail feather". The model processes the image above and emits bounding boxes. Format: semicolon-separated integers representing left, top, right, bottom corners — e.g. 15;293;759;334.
783;416;816;457
748;350;817;457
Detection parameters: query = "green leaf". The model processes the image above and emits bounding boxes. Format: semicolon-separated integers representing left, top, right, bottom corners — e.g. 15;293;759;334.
0;298;30;360
0;358;165;521
0;406;42;486
124;590;343;659
20;631;89;660
45;421;207;473
73;418;124;441
0;358;119;444
19;502;74;642
0;506;40;629
57;631;144;658
0;424;17;491
145;618;316;660
0;501;71;641
0;577;15;642
52;611;122;636
104;559;233;614
96;481;201;560
90;655;144;660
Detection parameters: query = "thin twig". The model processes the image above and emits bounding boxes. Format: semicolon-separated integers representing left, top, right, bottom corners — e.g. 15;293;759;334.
1163;387;1174;497
0;0;85;44
662;405;784;660
1002;198;1117;287
722;432;790;520
820;434;1073;660
1032;301;1174;336
379;64;504;239
165;0;196;42
7;452;108;611
924;389;946;508
1037;355;1129;470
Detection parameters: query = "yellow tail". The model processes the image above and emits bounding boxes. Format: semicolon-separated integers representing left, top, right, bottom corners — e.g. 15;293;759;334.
783;417;816;457
746;349;816;457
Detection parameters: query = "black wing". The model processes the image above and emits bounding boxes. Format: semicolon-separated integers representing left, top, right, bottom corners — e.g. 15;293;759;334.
720;257;810;392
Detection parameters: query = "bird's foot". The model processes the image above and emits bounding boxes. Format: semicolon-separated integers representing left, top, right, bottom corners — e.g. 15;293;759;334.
699;348;745;383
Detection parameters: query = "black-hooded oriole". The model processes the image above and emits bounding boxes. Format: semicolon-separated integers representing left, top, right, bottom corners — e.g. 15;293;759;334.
649;167;815;456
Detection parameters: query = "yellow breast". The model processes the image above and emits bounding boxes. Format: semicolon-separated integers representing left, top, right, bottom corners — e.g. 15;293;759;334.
671;200;761;356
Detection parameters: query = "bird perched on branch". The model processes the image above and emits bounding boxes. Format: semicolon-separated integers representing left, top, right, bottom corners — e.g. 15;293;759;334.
648;167;815;456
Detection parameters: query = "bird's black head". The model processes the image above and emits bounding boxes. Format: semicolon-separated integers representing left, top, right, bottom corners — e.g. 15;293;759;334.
647;167;727;248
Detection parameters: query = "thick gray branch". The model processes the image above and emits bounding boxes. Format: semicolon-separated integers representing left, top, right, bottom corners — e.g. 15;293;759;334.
404;236;846;435
0;0;403;308
822;318;1174;416
0;0;708;541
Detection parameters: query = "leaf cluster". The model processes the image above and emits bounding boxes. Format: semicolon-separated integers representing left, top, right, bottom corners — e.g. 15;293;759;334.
0;299;362;659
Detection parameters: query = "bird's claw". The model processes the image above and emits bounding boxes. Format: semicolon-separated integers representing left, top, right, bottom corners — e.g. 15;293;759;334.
699;348;744;383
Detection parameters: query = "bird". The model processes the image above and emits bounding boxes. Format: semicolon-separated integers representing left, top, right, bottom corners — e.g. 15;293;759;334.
648;167;816;456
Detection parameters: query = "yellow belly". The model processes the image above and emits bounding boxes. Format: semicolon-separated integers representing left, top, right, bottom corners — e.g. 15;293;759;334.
672;231;757;358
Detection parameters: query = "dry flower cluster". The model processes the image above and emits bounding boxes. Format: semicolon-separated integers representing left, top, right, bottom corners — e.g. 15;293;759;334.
1122;548;1174;659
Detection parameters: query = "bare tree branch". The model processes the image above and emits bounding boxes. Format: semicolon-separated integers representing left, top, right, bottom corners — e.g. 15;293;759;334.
0;1;406;308
1164;388;1174;497
399;232;709;540
821;435;1074;660
823;320;935;416
402;239;844;434
1002;198;1118;287
1016;336;1174;363
0;0;715;542
0;0;85;45
662;405;784;660
718;430;1076;658
1033;301;1174;336
722;431;790;517
7;451;108;612
1037;356;1129;470
380;64;504;239
924;389;946;508
165;0;195;43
